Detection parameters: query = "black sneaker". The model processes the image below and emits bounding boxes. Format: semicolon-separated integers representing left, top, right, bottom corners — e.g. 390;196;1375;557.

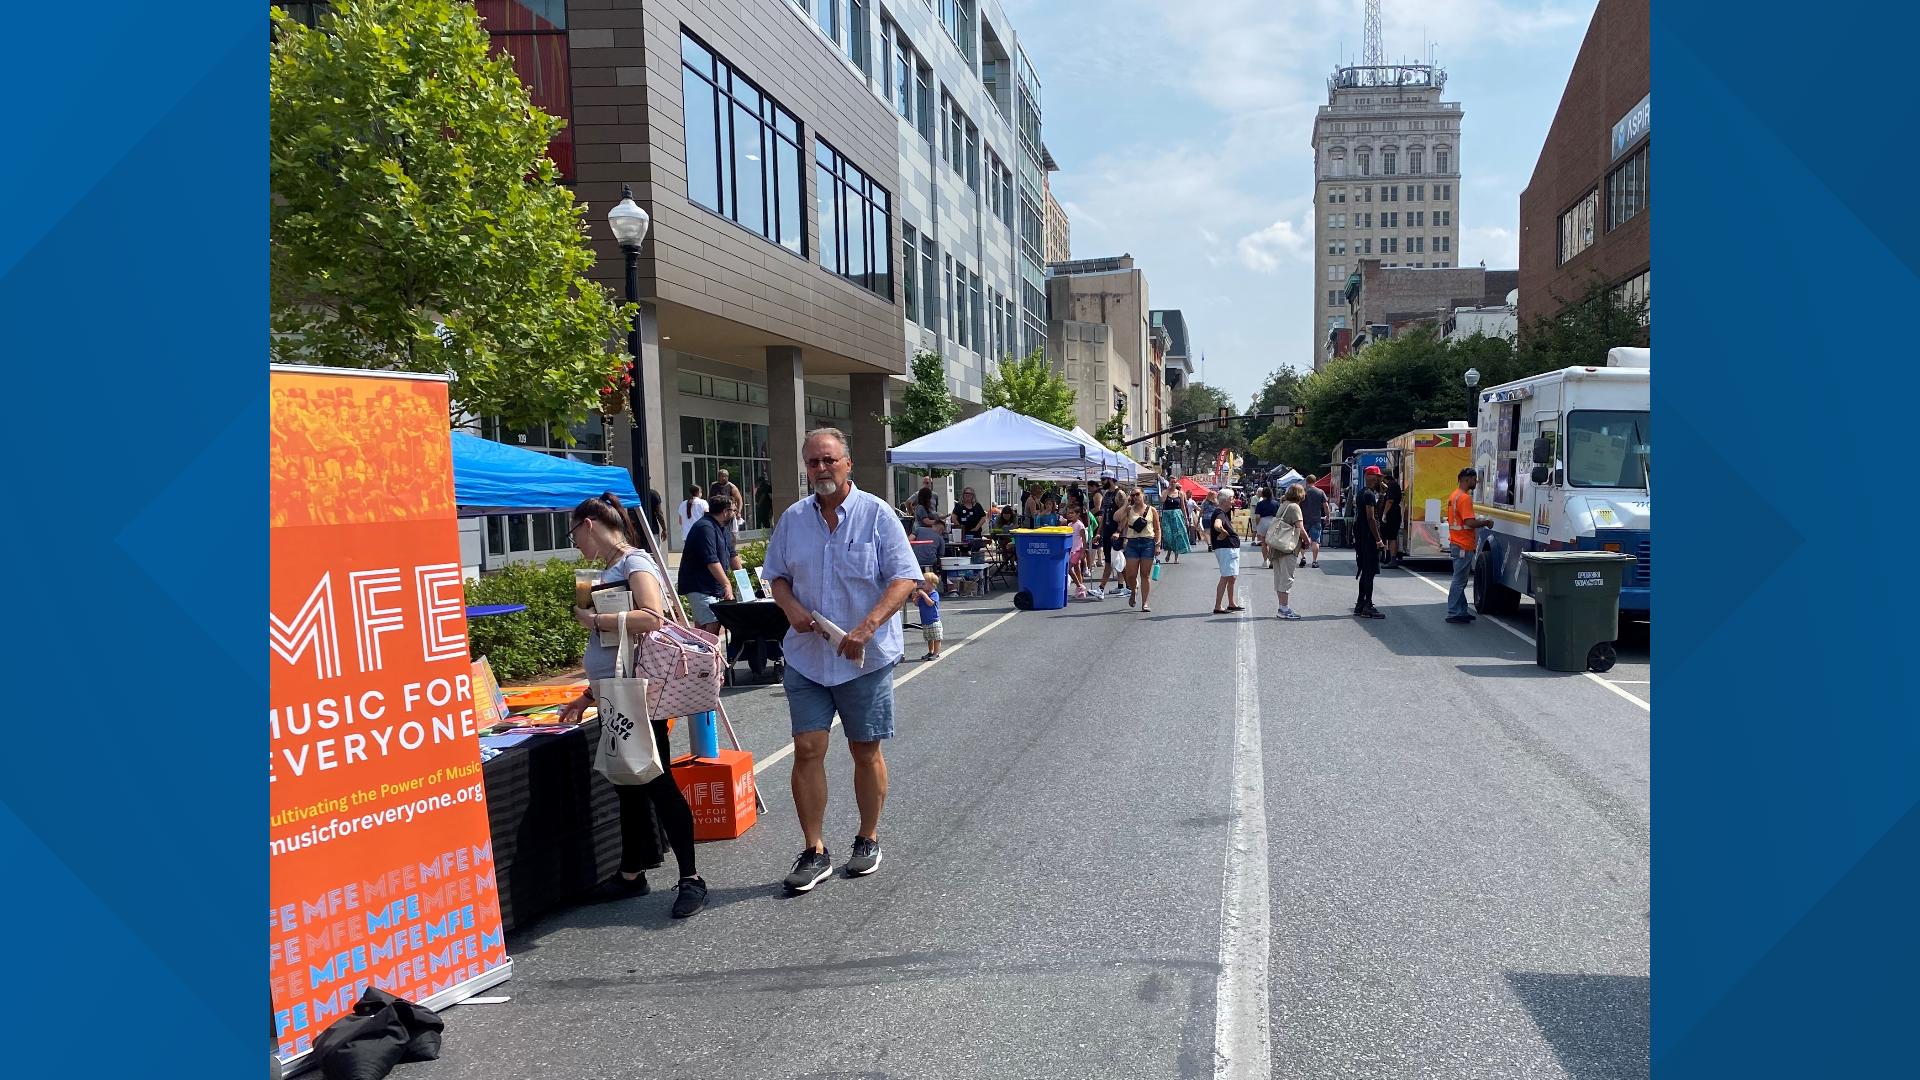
670;876;708;918
586;873;649;903
783;847;833;894
845;836;883;877
1358;607;1386;619
1446;615;1472;624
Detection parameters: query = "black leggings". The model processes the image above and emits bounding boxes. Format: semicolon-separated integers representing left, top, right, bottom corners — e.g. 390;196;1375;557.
614;713;697;879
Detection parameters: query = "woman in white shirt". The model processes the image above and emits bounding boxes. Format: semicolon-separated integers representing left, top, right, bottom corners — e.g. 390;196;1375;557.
677;484;709;544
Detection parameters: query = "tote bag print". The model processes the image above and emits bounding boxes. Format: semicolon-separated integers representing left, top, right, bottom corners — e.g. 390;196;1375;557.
596;620;663;785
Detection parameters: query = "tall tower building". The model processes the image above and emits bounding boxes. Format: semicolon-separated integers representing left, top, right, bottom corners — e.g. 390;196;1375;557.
1310;47;1463;368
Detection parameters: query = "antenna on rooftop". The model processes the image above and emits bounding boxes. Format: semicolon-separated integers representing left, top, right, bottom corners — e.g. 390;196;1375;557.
1364;0;1384;68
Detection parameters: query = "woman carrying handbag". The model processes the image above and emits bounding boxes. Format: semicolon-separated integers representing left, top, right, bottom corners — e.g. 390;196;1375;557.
557;493;708;919
1265;484;1308;621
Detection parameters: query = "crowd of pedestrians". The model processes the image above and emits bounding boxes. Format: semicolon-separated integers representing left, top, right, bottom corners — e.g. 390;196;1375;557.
581;438;1501;918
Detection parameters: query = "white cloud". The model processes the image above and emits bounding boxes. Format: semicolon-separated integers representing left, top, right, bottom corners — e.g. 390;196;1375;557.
1236;219;1311;272
1002;0;1591;401
1462;225;1519;269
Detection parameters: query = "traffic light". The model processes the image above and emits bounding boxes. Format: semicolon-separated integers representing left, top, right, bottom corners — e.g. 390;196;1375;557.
1291;407;1307;428
1216;406;1231;431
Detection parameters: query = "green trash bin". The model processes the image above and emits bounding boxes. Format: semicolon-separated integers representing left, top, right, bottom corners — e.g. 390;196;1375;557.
1520;551;1638;672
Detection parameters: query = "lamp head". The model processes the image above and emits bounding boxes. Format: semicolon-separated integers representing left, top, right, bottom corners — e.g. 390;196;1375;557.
1464;367;1481;388
607;184;651;249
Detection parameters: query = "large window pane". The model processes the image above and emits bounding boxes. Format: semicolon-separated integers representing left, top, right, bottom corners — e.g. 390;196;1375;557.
717;419;744;457
775;136;802;253
871;200;891;297
680;415;703;454
702;418;719;456
508;515;531;552
895;43;912;120
902;226;918;316
817;162;839;275
922;246;938;326
733;109;767;239
533;513;554;551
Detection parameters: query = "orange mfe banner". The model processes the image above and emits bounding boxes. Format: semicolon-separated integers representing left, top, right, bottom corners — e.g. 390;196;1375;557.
269;368;508;1064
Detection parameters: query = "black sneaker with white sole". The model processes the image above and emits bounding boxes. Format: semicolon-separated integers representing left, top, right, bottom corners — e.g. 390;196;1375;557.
783;847;833;894
845;836;883;877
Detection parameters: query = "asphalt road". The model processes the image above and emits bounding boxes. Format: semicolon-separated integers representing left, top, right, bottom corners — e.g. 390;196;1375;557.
406;544;1649;1080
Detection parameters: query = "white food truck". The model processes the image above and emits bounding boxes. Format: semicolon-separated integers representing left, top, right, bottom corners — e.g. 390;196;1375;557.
1470;347;1650;618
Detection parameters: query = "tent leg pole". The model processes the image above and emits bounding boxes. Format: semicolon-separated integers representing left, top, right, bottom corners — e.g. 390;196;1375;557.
714;702;768;814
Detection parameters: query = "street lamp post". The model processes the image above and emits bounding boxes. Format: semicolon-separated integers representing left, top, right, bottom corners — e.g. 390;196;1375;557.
607;184;653;500
1464;367;1482;428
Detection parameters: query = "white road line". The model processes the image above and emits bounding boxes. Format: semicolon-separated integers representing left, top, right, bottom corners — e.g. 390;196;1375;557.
1212;612;1272;1079
1401;567;1652;713
751;608;1023;776
1606;680;1652;684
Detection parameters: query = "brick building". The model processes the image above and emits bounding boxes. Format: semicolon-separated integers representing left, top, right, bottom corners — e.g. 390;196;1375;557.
1517;0;1649;329
1344;261;1517;352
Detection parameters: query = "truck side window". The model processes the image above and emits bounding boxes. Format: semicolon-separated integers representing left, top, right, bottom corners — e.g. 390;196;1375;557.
1493;403;1521;505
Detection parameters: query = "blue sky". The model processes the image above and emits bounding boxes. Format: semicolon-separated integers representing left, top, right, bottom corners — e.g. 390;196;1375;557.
1005;0;1596;405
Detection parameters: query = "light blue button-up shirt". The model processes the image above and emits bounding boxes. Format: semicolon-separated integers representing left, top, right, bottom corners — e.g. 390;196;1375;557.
760;482;922;687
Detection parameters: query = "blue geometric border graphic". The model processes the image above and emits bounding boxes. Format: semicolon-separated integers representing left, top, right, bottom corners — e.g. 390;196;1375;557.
1656;2;1920;1075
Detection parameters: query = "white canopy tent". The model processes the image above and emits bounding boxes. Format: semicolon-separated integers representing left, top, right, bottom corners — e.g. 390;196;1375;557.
889;407;1137;480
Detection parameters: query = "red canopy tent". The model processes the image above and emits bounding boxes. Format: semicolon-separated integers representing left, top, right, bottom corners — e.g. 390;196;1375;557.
1311;473;1335;494
1177;476;1213;499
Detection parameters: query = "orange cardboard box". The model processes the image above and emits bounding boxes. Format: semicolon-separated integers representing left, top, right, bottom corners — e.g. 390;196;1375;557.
672;749;759;841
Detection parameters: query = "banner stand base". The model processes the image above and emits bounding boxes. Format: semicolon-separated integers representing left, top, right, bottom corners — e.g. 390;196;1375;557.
275;960;513;1077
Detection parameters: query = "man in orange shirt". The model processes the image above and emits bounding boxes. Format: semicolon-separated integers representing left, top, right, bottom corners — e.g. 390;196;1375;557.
1445;467;1494;623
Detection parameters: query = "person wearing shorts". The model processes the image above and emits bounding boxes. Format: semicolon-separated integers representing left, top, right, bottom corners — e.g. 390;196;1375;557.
1206;488;1243;614
761;429;922;895
914;571;944;661
1119;488;1160;613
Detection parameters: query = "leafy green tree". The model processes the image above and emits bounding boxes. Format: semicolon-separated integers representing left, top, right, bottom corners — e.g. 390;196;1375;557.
1515;276;1650;374
982;347;1077;430
1167;383;1246;472
887;349;961;445
270;0;633;433
1242;368;1306;448
1093;410;1127;450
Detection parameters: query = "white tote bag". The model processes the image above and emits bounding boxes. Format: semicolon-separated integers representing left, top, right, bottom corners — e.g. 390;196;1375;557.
594;619;664;786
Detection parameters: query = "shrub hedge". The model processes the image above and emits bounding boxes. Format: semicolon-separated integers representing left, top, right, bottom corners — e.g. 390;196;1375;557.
464;559;591;682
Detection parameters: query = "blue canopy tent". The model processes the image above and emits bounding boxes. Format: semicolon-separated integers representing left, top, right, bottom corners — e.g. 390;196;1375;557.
450;430;640;517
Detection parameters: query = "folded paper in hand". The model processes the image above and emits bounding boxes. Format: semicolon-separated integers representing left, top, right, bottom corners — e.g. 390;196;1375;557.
810;610;862;665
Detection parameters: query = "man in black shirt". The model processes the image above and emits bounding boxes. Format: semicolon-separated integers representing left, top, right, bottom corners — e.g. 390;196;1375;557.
1380;470;1405;567
677;496;742;634
1353;467;1386;618
1094;473;1127;594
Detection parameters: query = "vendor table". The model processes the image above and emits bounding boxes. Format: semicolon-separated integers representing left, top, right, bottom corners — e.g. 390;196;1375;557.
480;718;665;932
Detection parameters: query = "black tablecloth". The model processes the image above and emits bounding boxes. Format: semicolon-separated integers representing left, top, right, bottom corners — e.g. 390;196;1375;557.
480;719;667;932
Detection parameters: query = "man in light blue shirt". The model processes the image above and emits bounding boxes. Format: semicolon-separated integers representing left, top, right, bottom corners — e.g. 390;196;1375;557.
760;427;921;894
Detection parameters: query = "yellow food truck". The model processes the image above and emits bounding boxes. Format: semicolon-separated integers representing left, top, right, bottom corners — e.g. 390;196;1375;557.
1384;423;1475;562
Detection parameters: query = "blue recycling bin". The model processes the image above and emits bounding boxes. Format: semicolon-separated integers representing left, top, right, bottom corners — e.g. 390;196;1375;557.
1012;528;1072;610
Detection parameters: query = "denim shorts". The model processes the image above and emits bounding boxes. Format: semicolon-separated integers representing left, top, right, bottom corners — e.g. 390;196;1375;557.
783;663;896;742
1214;546;1241;577
685;591;721;625
1124;537;1157;560
1305;523;1324;543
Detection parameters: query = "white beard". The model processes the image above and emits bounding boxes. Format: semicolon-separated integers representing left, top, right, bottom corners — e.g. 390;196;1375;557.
812;478;842;498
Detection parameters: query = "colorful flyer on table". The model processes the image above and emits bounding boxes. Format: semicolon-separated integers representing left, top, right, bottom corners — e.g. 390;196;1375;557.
269;367;509;1066
471;656;508;730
